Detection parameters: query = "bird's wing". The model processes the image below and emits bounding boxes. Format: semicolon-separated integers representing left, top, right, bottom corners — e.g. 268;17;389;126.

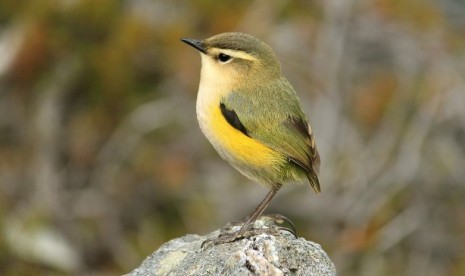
220;78;320;192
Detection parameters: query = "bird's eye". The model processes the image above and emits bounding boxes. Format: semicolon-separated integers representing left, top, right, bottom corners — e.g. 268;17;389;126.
218;53;232;63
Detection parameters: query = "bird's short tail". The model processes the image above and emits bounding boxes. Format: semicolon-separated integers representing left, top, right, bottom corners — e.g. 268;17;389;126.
307;171;321;194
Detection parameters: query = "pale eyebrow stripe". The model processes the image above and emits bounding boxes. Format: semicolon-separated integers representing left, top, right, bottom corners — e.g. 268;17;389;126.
212;48;258;61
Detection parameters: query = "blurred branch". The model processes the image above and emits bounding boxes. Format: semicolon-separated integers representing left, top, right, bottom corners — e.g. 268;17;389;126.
88;98;176;190
31;58;81;215
74;97;180;269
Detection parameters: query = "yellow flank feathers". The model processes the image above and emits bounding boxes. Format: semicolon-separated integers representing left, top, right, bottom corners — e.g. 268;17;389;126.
208;104;282;168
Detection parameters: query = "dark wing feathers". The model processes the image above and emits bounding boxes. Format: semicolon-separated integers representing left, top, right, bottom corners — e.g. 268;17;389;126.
286;116;320;170
285;116;321;193
220;102;249;136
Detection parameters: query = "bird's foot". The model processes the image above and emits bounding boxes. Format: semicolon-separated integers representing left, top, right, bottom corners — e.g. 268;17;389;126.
260;213;297;237
201;214;297;248
201;226;280;248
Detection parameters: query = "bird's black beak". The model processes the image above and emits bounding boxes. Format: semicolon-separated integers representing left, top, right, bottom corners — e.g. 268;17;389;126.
181;38;207;54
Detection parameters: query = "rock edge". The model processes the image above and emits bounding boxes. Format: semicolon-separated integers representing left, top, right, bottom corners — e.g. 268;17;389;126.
127;219;336;276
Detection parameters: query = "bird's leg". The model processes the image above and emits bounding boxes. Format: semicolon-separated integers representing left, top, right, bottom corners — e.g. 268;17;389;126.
237;184;282;234
202;184;283;247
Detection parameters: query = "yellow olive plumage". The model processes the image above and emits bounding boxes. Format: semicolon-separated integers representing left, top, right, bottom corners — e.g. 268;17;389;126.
181;32;320;244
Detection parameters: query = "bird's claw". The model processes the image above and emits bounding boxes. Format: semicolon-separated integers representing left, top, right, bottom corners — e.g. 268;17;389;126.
201;214;297;248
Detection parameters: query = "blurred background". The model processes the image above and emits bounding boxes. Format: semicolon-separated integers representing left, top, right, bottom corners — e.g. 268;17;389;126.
0;0;464;275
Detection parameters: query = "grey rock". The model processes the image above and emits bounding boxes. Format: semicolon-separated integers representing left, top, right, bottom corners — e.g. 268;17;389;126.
127;219;336;276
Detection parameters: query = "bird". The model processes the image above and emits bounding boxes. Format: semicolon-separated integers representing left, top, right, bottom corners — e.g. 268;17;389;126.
181;32;320;245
